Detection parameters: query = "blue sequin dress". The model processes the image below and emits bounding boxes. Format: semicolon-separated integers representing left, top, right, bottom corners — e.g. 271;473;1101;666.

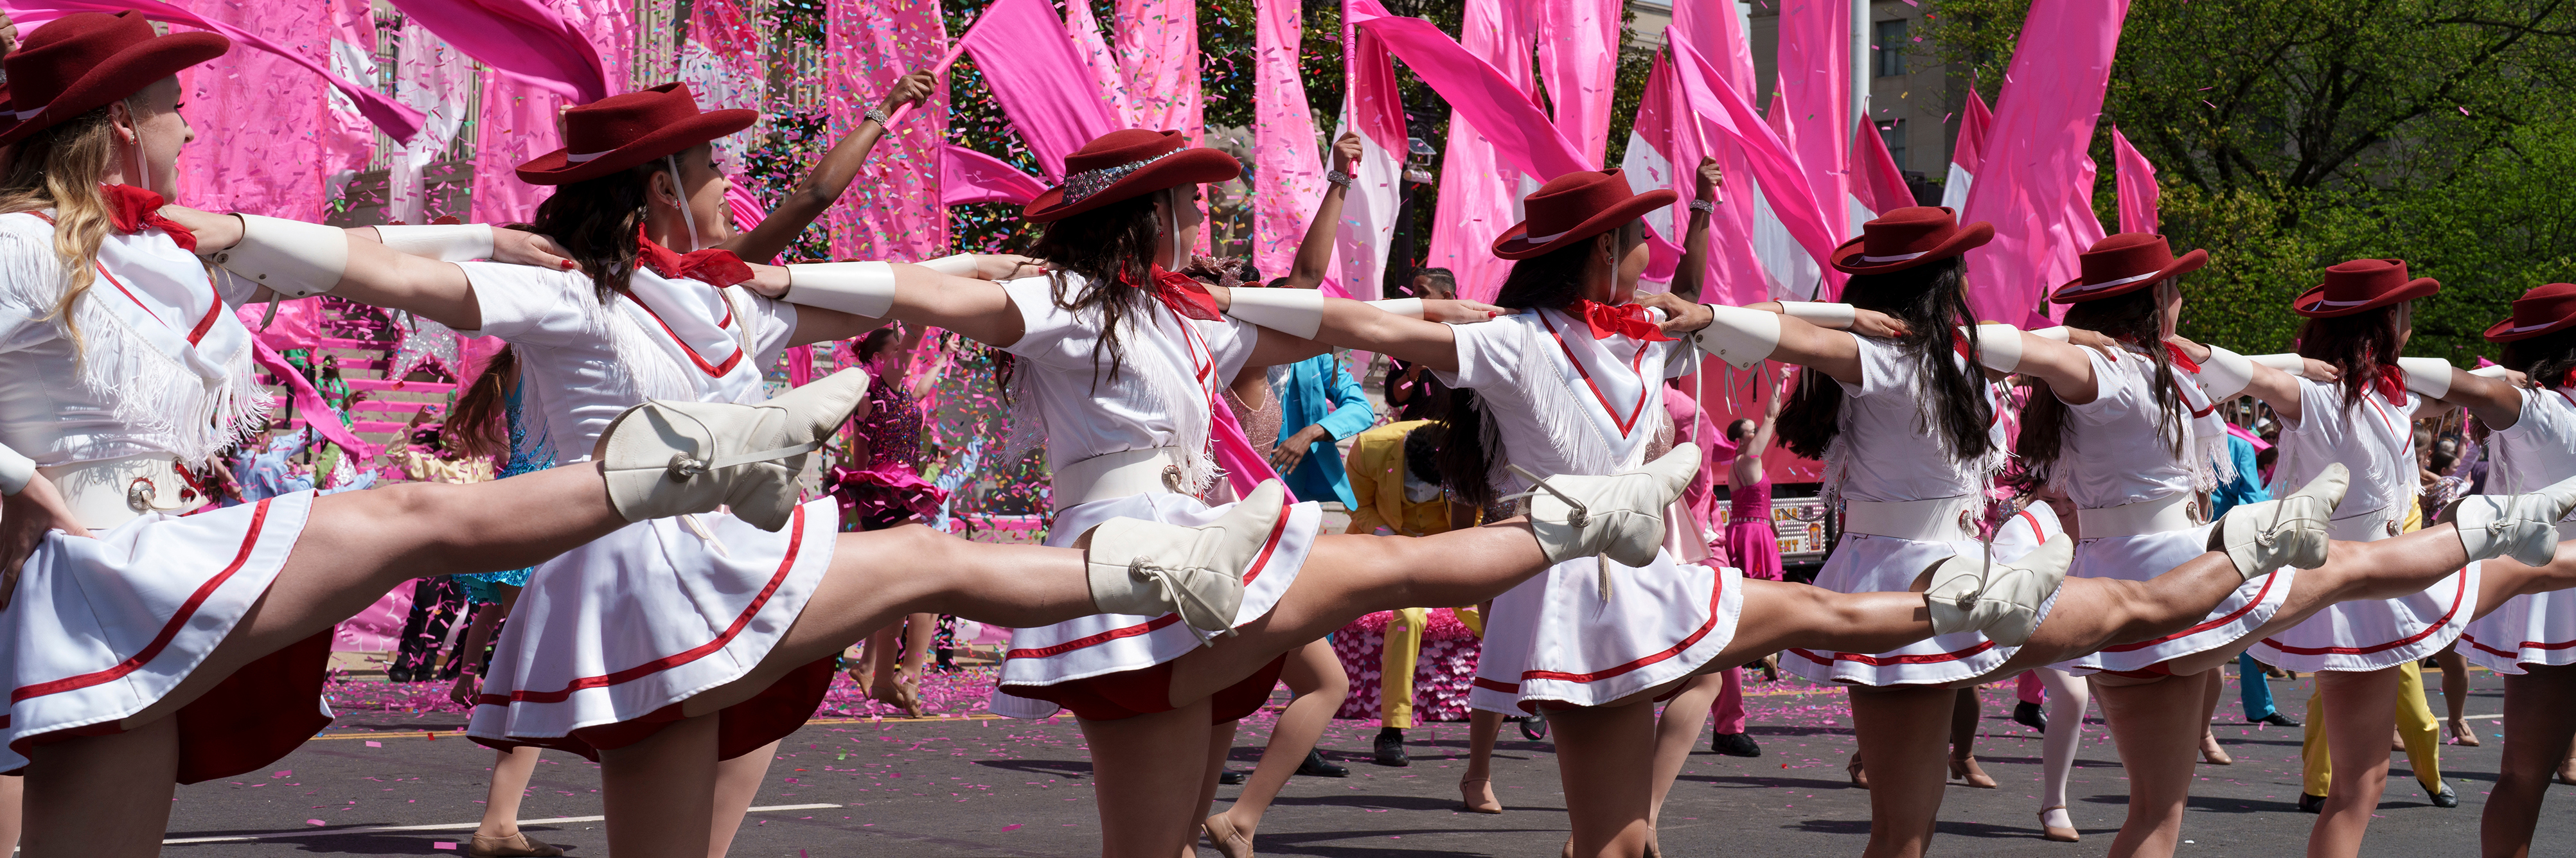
454;383;556;605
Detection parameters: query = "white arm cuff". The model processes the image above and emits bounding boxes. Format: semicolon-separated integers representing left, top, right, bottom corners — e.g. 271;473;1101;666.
1365;297;1425;319
2199;346;2257;399
212;214;350;298
0;442;30;496
1779;301;1856;329
916;254;978;277
1225;288;1326;339
1692;304;1782;370
2249;353;2305;372
2396;356;2455;399
2471;364;2512;379
785;261;896;318
1962;324;2026;372
2029;326;2072;342
373;223;494;261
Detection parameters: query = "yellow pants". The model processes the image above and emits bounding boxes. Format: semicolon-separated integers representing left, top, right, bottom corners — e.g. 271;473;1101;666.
2302;661;2442;795
1379;606;1482;730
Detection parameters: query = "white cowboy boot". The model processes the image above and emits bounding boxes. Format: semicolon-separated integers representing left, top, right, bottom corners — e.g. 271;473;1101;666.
2444;474;2576;566
1504;445;1701;568
591;369;874;532
1920;534;2073;647
2212;463;2347;579
1076;481;1288;636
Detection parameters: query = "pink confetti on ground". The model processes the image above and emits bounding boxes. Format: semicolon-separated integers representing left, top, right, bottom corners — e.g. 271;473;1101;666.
306;819;328;827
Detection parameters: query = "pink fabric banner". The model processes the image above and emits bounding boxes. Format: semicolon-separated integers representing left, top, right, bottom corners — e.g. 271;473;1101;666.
1331;0;1412;301
958;0;1123;180
1063;0;1135;123
1673;0;1755;93
1939;87;1994;209
159;0;328;220
1349;7;1585;181
1624;51;1764;305
1425;0;1534;303
1114;0;1202;141
238;306;386;461
1250;0;1326;281
1667;30;1839;278
10;0;425;143
941;144;1049;206
2112;125;2160;233
330;587;414;652
1534;0;1618;166
824;0;951;263
387;21;476;224
1959;0;2131;326
384;0;610;103
1664;0;1764;304
319;0;378;203
1777;0;1851;249
1849;119;1914;215
466;0;630;225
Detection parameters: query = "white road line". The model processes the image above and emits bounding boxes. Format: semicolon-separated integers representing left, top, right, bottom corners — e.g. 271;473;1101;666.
161;804;845;845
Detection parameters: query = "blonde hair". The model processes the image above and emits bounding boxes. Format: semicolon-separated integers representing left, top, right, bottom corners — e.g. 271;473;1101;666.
0;93;155;354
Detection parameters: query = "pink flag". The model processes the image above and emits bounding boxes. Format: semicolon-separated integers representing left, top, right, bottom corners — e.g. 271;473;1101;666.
1939;88;1994;208
387;21;476;224
383;0;610;103
1333;0;1412;301
319;0;378;202
1115;0;1202;139
468;74;560;225
1777;0;1852;245
1535;0;1618;164
1849;121;1914;216
957;0;1123;180
1425;0;1534;302
12;0;424;144
1347;6;1586;180
2111;125;2160;234
1250;0;1327;280
1666;30;1838;279
1653;4;1764;306
1622;53;1700;286
166;1;328;220
941;144;1049;206
1063;0;1134;123
1960;0;2131;326
824;0;951;263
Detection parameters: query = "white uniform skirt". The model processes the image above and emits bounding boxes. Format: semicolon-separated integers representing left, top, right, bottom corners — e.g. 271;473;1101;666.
2462;586;2576;674
467;498;840;760
1468;550;1742;714
2052;525;2297;675
1;493;327;782
1782;532;2054;686
989;492;1322;721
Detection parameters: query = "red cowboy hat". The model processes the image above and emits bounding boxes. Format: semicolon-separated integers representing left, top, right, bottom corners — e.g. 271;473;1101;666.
1491;170;1676;260
1023;129;1241;222
2050;232;2210;303
515;83;758;185
1829;207;1994;274
2291;258;2441;318
2484;283;2576;342
0;12;230;146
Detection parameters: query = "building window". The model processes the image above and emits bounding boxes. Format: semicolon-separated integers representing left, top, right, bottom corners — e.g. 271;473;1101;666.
1873;19;1908;78
1879;120;1907;171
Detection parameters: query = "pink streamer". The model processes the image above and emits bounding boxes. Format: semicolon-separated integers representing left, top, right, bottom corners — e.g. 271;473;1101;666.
244;325;385;462
1666;30;1840;276
319;0;378;198
383;0;610;103
1349;6;1583;181
1534;0;1618;164
1250;0;1326;281
957;0;1122;180
1624;51;1765;304
468;74;562;225
1959;0;2131;326
940;144;1049;206
1849;119;1914;216
1424;0;1532;303
162;0;330;219
824;0;952;263
1939;87;1994;209
1777;0;1852;247
2111;125;2161;234
1329;0;1412;301
8;0;425;143
1062;0;1134;124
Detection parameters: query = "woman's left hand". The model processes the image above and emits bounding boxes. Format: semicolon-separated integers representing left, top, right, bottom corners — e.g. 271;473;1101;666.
972;254;1045;281
1423;299;1509;324
157;204;245;252
491;228;577;271
1635;292;1710;335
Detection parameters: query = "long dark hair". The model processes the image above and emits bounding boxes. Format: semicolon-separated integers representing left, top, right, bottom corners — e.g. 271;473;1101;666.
2014;286;2185;481
1435;232;1610;511
2501;326;2576;390
1775;257;1995;462
2295;301;2410;410
1025;191;1164;385
445;347;516;464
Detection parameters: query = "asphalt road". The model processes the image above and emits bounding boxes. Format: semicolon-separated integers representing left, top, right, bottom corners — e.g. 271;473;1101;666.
161;669;2573;857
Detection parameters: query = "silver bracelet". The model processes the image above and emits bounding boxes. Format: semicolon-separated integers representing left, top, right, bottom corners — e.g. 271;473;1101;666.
863;107;891;125
1687;198;1716;213
1324;170;1354;188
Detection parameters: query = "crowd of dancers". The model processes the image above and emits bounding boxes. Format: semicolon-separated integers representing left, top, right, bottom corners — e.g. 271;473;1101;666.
1;11;2575;858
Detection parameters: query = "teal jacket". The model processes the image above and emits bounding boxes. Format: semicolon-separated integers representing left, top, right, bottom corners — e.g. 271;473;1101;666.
1277;353;1374;507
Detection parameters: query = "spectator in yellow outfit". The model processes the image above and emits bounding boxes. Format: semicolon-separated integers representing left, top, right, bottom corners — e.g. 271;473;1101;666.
2296;498;2456;810
1346;419;1456;767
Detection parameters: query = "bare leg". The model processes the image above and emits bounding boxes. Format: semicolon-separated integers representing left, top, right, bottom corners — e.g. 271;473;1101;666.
1647;672;1727;828
2438;647;2476;744
1195;721;1236;852
0;773;18;855
474;747;546;839
1083;700;1215;858
598;713;720;858
20;715;178;858
2092;671;2213;858
1552;699;1660;858
1212;640;1347;839
1849;685;1953;858
2309;668;2402;858
706;739;779;857
2199;669;2234;764
2482;663;2576;858
1949;687;1997;787
1461;709;1505;812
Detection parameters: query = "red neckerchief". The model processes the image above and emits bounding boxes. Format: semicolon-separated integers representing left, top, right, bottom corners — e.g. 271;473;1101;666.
100;184;197;252
633;225;752;287
2563;368;2576;390
1568;299;1673;342
2372;363;2408;401
2163;342;2202;372
1132;266;1223;321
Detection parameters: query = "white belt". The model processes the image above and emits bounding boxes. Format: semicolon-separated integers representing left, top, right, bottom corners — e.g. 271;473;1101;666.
1051;447;1184;512
39;454;207;530
1843;495;1978;542
2330;506;2397;542
2076;493;2201;539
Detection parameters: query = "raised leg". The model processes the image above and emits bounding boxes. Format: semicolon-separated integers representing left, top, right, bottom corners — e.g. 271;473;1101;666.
2309;668;2403;858
1083;699;1215;858
2095;671;2216;858
598;712;720;858
1647;671;1727;827
1849;685;1953;858
2482;663;2576;858
707;739;779;857
1551;699;1660;858
1211;640;1347;839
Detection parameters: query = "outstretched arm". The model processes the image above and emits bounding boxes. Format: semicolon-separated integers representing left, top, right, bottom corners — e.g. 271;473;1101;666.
743;256;1040;347
166;208;575;330
2192;341;2325;424
1284;133;1364;289
2399;357;2525;430
1635;292;1865;384
1669;158;1720;302
720;72;936;263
